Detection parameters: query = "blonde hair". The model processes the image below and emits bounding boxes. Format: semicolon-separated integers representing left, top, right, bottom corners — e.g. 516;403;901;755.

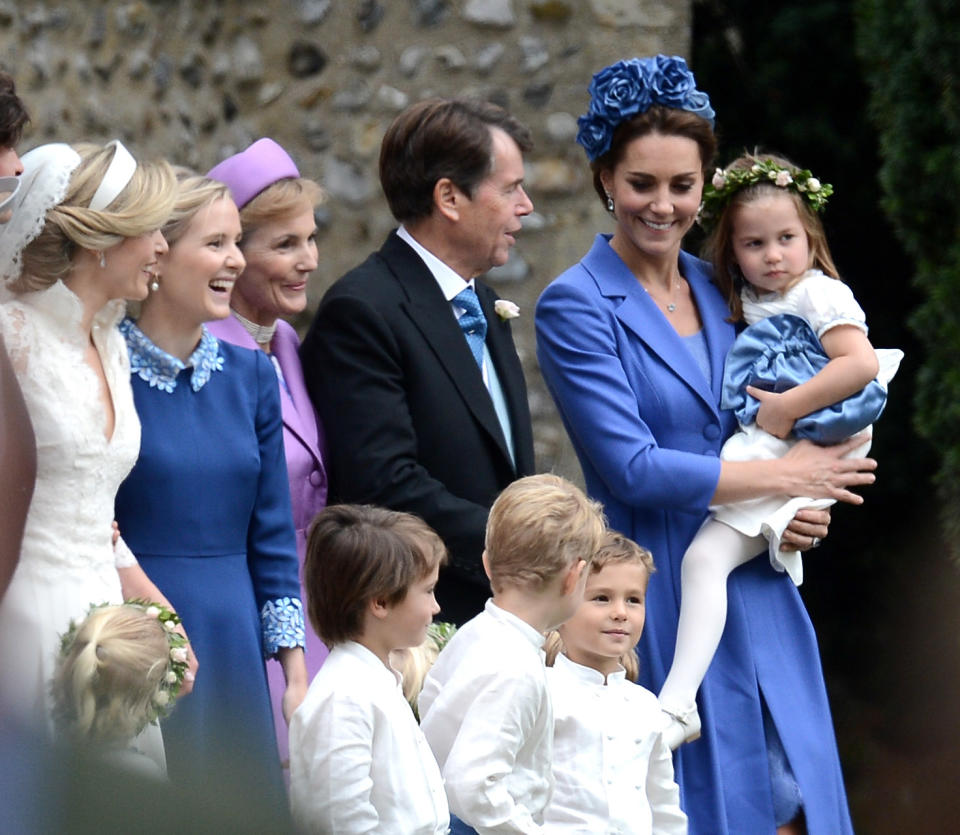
161;169;233;248
485;474;607;594
238;177;324;243
51;605;173;746
703;151;840;321
545;531;655;683
16;142;176;292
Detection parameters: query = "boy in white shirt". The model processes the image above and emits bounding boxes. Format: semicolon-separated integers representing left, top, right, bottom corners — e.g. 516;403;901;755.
418;474;607;834
544;531;687;834
289;504;450;835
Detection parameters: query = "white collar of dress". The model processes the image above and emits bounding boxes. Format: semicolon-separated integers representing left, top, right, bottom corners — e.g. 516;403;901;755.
120;317;224;393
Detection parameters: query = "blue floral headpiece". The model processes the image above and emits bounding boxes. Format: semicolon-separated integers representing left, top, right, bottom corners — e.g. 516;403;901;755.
576;55;715;162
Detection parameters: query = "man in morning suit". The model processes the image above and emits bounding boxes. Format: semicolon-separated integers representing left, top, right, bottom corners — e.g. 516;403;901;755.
300;98;536;624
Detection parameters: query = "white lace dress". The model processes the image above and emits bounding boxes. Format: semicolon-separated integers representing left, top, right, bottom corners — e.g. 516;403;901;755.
0;280;142;727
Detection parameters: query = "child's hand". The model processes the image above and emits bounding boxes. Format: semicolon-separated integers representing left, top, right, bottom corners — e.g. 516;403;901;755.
747;385;797;439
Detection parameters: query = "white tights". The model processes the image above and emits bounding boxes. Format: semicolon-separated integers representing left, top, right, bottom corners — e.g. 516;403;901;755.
658;518;765;713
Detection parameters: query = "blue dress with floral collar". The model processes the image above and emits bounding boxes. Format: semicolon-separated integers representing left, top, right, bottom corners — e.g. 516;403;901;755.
115;318;303;798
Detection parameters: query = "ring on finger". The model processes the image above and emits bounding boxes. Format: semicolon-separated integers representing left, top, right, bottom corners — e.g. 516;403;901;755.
810;536;821;548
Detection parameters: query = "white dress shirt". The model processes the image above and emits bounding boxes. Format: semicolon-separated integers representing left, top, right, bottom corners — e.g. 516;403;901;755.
289;641;449;834
396;225;516;467
418;600;553;834
544;654;687;835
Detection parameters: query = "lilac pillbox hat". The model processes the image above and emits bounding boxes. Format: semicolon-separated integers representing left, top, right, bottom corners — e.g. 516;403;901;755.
206;138;300;209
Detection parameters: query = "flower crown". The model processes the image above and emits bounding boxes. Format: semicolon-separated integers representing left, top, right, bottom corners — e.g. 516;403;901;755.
57;600;189;726
699;157;834;229
576;55;715;162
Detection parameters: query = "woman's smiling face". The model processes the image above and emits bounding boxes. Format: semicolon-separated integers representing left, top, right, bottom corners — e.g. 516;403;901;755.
601;131;704;263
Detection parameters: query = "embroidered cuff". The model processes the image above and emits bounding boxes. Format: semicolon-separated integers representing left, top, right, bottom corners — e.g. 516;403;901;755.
261;596;306;657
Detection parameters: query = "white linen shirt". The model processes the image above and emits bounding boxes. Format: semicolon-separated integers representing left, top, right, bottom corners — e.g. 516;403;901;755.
289;641;449;834
544;654;687;835
418;600;553;834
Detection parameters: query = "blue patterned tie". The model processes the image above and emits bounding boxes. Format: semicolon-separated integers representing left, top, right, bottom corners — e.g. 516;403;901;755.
453;286;487;370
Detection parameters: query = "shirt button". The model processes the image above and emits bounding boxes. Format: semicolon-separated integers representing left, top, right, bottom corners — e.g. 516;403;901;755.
309;470;324;487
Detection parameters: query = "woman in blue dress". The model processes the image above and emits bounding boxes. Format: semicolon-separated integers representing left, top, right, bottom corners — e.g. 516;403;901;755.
114;173;307;800
535;56;875;834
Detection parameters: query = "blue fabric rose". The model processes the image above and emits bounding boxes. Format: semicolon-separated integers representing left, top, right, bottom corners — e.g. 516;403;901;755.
575;113;614;163
587;59;652;121
680;89;716;127
649;54;695;106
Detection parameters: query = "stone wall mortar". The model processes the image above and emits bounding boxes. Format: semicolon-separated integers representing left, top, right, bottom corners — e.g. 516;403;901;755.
1;0;691;481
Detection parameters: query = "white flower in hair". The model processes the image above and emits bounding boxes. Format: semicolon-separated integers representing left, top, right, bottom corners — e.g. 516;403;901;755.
155;690;170;707
775;170;793;187
807;177;821;192
145;605;161;619
712;169;727;189
163;618;176;631
494;299;520;320
171;646;189;663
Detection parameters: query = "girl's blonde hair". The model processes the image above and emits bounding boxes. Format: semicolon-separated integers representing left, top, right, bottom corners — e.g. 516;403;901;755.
545;531;655;683
702;152;840;321
51;604;173;746
160;168;233;248
16;142;176;292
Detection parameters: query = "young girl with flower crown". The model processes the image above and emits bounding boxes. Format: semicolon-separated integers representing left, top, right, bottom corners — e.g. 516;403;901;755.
543;531;686;835
656;152;903;756
51;601;189;779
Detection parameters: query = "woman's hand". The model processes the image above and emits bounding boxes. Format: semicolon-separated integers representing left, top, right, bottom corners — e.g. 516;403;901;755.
277;646;308;724
781;506;830;551
747;386;798;439
116;563;197;695
177;631;198;697
780;435;876;504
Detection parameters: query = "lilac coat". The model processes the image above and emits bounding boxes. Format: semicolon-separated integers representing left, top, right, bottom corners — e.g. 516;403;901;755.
207;314;329;768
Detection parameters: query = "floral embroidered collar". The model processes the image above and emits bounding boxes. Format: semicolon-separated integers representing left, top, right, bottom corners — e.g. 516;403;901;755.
120;317;224;393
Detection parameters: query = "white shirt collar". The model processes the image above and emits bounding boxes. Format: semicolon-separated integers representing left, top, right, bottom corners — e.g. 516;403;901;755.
554;650;627;685
484;599;547;649
339;640;403;688
397;225;475;303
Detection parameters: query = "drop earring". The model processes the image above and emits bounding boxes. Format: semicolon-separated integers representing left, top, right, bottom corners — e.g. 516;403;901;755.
98;251;106;268
150;277;160;292
605;193;615;213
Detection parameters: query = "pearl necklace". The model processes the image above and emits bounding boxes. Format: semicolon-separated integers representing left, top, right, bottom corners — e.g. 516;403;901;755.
233;309;277;347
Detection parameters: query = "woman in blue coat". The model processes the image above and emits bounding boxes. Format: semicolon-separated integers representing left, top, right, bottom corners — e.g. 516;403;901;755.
115;173;306;803
535;56;874;835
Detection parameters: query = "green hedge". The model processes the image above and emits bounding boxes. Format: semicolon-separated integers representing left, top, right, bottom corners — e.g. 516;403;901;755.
857;0;960;553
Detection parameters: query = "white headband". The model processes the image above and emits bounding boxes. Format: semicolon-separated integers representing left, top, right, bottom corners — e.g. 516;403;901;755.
88;139;137;211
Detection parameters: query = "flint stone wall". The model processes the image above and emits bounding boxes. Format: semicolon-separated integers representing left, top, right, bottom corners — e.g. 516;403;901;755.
1;0;691;481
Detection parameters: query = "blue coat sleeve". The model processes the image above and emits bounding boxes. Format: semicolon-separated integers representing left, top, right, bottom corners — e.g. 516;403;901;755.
246;350;305;656
535;273;721;515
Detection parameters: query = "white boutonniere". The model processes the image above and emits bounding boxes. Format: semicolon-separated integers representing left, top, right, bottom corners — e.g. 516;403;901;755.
494;299;520;321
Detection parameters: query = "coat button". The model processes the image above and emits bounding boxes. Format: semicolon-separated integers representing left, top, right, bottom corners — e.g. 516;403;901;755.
703;423;720;440
309;470;324;487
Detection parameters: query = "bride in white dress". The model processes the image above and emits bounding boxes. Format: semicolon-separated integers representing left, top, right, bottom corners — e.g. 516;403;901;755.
0;142;183;750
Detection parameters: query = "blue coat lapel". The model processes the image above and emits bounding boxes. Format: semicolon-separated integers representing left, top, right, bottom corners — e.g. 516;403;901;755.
583;237;731;418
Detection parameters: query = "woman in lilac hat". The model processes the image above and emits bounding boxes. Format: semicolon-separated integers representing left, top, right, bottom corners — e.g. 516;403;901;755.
207;138;328;772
